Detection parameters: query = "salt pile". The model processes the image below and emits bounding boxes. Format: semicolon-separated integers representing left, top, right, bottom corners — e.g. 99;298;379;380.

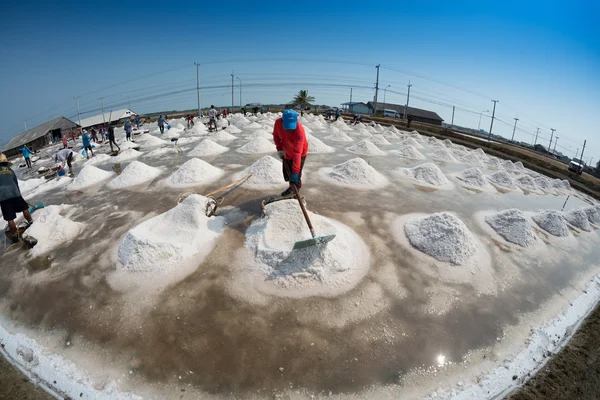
326;130;354;142
401;163;450;187
248;128;272;139
584;206;600;224
142;147;178;158
347;139;386;156
237;137;276;154
111;149;143;163
394;145;425;160
431;148;458;163
532;210;570;237
27;205;85;257
319;158;388;189
402;212;477;265
107;161;161;189
485;157;503;169
84;154;112;166
138;135;168;147
485;209;536;247
119;141;141;150
67;165;114;191
515;175;539;192
174;136;202;146
18;178;47;195
460;152;484;166
401;137;424;149
502;160;517;172
210;129;237;142
226;125;242;134
370;134;391;146
471;148;488;159
382;130;400;141
514;161;526;171
551;179;568;192
443;139;454;148
306;133;334;154
188;139;229;157
487;171;518;190
118;195;225;273
232;156;285;189
245;121;263;130
534;176;553;192
456;167;491;190
166;158;225;188
243;200;370;297
564;209;593;232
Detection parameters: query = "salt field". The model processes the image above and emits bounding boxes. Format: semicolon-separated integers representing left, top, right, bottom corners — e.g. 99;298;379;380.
1;113;600;399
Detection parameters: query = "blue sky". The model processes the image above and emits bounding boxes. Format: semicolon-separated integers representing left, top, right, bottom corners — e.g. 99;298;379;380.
1;0;599;162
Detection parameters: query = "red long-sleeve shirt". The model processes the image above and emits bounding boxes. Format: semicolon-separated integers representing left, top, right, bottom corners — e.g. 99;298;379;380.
272;118;308;174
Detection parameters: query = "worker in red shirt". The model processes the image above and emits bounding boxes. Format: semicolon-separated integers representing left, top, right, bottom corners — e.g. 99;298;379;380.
273;109;308;197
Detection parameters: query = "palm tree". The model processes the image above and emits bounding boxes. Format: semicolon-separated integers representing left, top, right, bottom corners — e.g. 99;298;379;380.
292;90;315;109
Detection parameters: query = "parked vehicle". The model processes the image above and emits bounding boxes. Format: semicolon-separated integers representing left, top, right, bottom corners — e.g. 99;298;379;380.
568;158;584;175
383;109;401;119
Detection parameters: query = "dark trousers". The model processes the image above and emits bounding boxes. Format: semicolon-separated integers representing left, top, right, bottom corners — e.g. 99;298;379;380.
159;125;165;134
25;158;32;168
109;137;120;152
283;156;306;189
66;153;73;170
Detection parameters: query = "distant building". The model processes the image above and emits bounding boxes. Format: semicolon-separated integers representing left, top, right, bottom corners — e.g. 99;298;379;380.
2;117;79;157
367;102;444;126
78;109;138;129
340;102;370;114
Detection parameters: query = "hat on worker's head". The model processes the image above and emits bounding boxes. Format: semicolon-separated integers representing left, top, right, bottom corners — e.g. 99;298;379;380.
282;109;298;130
0;153;12;166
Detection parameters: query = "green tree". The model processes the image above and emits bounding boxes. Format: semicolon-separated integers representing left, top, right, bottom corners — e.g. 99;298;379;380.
292;90;315;108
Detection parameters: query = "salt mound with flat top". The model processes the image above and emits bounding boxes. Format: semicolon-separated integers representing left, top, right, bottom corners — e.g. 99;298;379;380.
166;158;224;188
347;139;386;156
564;209;593;232
485;209;536;247
584;207;600;224
111;149;143;163
402;212;478;265
27;204;85;257
533;210;570;237
243;200;370;297
326;130;354;142
515;175;539;192
107;161;161;189
67;165;114;191
395;145;425;160
432;148;457;162
237;137;276;154
487;171;518;190
85;154;112;166
401;163;450;187
118;195;225;273
232;156;286;189
188;139;229;157
456;167;491;190
319;158;388;189
306;133;334;154
370;134;391;145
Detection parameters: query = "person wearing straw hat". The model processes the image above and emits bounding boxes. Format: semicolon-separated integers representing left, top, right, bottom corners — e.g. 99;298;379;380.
0;153;33;243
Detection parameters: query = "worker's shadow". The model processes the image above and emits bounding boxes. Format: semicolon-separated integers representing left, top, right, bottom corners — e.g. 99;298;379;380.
215;194;273;235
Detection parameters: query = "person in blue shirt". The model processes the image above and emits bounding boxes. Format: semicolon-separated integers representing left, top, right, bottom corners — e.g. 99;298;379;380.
20;146;32;168
124;120;133;141
81;131;94;159
157;115;166;134
335;108;341;121
135;117;141;129
0;153;33;242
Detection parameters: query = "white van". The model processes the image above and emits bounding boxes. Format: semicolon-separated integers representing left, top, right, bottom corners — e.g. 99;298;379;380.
383;109;400;119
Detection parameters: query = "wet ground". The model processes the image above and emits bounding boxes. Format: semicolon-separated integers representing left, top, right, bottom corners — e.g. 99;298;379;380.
1;119;600;398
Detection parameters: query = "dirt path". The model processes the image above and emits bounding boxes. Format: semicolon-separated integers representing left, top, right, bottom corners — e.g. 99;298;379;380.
509;301;600;399
0;354;52;400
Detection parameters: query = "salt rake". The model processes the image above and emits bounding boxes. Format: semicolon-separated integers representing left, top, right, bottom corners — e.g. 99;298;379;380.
282;161;335;250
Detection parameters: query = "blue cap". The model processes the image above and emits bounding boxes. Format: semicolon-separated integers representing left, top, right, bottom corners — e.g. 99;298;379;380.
282;110;298;130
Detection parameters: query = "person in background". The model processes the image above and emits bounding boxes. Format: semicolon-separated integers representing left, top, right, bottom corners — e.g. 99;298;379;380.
0;153;34;243
242;106;247;115
135;117;141;129
71;130;77;142
351;114;359;125
260;106;264;114
19;145;32;168
108;125;120;152
53;148;74;174
222;108;228;118
98;126;105;142
62;134;69;149
90;127;98;143
157;115;166;134
208;105;218;131
124;120;133;141
335;108;341;121
407;114;413;128
272;109;309;197
253;106;259;115
81;130;94;159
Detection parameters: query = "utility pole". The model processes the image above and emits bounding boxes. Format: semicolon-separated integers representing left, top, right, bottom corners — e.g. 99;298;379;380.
231;71;234;112
74;96;82;130
383;85;390;104
533;127;540;145
478;110;489;131
511;117;519;141
451;106;455;127
23;120;27;130
349;88;352;112
488;100;498;141
553;136;559;152
236;77;242;108
405;81;412;120
194;63;200;116
99;97;105;124
549;129;555;153
575;148;579;159
580;139;587;162
373;64;380;116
